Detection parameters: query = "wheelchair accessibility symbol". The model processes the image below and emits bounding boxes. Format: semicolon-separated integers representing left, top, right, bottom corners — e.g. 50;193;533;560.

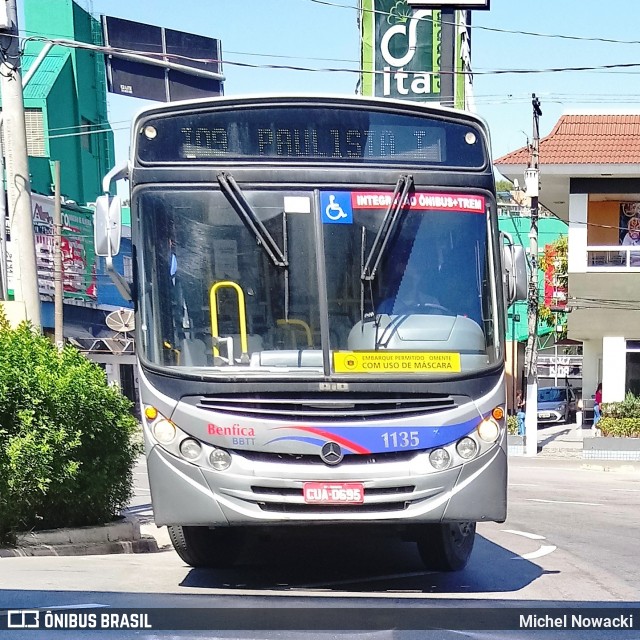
320;191;352;224
326;195;347;220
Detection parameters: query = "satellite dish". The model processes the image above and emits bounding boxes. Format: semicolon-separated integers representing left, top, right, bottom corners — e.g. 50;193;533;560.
106;309;135;333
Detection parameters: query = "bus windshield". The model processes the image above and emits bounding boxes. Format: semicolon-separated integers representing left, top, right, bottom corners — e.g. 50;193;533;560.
138;186;497;376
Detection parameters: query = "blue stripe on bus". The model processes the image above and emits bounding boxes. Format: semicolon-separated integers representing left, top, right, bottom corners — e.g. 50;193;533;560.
265;415;484;455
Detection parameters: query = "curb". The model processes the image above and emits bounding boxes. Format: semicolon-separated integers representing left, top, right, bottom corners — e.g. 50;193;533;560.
140;523;172;550
510;449;640;472
580;462;640;473
0;516;160;558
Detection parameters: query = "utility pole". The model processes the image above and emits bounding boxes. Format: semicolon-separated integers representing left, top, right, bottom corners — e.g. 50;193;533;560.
0;0;41;328
53;161;63;349
524;94;542;456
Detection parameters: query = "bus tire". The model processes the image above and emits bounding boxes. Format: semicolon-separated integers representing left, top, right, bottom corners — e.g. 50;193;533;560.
416;521;476;571
168;525;243;568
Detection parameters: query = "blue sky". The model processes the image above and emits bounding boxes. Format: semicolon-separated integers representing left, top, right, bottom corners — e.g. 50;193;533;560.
38;0;640;179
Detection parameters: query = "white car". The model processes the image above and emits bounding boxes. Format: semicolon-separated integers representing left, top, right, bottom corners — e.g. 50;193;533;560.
537;386;578;425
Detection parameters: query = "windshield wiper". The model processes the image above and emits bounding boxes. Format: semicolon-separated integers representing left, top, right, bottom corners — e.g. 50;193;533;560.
217;171;288;268
360;174;414;282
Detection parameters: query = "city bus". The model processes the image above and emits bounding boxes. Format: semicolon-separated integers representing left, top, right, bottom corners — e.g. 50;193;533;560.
95;94;527;572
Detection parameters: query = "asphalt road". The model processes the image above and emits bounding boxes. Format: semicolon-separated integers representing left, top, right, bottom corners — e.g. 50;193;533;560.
1;453;639;640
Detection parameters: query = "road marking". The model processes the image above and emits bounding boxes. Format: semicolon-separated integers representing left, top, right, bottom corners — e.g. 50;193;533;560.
501;529;557;561
500;529;545;540
510;483;539;487
517;465;590;472
526;498;602;506
519;544;557;560
609;488;640;492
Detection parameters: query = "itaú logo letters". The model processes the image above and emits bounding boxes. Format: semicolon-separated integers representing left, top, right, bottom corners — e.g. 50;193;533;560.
380;9;433;97
380;9;431;67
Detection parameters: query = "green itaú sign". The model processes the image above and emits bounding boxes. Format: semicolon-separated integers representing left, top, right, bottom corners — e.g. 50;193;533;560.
360;0;441;100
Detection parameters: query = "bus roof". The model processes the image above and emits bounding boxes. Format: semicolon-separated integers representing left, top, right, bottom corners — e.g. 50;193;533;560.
130;93;491;134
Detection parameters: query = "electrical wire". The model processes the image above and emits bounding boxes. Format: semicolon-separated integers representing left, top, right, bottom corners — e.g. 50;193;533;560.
10;31;640;81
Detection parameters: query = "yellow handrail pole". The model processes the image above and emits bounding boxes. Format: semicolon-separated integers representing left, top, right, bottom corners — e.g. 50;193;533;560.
209;281;249;359
163;341;180;365
276;318;313;347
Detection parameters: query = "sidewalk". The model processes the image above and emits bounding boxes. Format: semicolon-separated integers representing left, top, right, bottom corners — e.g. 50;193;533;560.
536;422;586;458
519;422;640;472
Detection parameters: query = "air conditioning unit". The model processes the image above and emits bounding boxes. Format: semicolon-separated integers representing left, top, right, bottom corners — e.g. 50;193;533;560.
0;5;10;30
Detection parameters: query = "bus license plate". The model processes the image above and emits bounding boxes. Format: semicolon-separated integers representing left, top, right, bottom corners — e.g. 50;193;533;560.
303;482;364;504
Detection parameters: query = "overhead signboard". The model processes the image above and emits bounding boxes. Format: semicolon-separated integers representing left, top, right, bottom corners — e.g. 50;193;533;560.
360;0;441;101
360;0;472;108
101;16;224;102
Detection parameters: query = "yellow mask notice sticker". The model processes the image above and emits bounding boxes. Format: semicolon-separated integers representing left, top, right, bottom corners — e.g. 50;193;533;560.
333;351;461;373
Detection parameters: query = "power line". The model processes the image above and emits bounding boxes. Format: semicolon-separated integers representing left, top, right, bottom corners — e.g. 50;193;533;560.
13;32;640;81
27;0;640;50
305;0;640;46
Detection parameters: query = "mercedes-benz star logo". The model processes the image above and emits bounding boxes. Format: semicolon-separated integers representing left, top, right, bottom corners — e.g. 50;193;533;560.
320;441;343;466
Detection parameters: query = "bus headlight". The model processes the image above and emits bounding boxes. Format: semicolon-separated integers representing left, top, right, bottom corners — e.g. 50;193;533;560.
209;448;232;471
456;437;478;459
429;448;451;470
477;418;500;443
179;438;202;461
153;418;177;444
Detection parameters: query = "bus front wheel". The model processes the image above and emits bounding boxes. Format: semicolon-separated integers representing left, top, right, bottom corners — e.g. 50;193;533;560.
168;525;244;568
416;521;476;571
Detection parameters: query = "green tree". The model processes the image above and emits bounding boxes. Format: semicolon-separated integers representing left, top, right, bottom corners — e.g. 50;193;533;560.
496;179;515;192
0;312;141;545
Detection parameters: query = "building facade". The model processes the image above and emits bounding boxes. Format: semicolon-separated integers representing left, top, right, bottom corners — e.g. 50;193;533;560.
496;110;640;408
498;193;570;411
1;0;135;402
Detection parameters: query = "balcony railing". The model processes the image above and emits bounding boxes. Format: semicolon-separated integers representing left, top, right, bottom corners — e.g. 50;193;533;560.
587;245;640;269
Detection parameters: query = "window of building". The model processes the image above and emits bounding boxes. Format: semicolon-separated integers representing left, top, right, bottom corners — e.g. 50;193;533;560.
0;108;46;157
625;340;640;396
81;117;94;154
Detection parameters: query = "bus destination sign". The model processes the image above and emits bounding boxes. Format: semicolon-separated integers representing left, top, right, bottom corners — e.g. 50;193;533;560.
137;105;486;167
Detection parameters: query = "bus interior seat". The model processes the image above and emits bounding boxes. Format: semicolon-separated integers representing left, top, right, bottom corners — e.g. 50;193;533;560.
181;338;210;366
249;349;323;368
229;334;264;361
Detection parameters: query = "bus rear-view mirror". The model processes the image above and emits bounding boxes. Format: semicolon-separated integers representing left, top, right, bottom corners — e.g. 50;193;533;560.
94;194;122;257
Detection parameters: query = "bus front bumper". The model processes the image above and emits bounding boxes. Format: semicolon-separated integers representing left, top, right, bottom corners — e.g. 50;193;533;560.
146;442;507;527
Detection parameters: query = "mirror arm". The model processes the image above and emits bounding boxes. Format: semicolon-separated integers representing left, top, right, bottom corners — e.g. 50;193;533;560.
106;255;132;301
102;160;129;195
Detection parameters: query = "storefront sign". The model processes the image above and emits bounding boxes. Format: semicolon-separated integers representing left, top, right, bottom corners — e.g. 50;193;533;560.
360;0;441;100
7;194;97;302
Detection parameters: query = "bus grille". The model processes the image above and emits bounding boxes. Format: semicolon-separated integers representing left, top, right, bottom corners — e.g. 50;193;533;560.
196;392;456;421
257;502;409;514
250;485;416;514
236;449;418;465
